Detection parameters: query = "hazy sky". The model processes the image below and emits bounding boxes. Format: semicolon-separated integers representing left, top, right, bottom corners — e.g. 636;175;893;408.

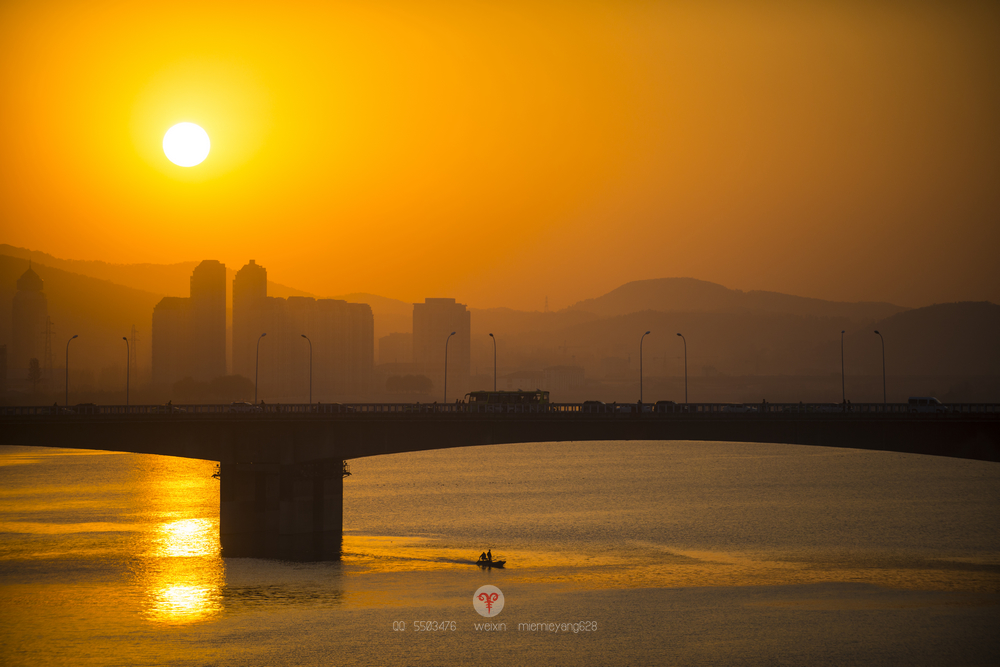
1;1;997;310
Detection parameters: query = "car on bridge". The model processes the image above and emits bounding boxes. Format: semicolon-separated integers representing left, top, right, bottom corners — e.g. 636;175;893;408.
229;402;263;413
908;397;949;413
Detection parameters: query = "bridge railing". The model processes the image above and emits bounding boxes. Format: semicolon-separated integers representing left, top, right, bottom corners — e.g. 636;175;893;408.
1;402;998;417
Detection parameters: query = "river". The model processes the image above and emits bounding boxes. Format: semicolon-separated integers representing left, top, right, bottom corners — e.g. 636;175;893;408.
0;440;997;665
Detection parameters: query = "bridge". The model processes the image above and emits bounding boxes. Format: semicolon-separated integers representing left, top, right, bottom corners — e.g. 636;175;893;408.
2;402;998;561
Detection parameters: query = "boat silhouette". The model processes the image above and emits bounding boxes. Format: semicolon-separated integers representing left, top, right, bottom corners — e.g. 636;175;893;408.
476;554;506;568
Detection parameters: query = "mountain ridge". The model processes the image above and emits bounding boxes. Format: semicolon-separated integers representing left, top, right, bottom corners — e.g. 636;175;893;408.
565;277;907;322
0;245;314;301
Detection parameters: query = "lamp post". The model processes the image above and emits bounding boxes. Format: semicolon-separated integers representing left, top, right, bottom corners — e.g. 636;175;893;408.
255;333;267;404
841;330;846;404
301;334;312;405
444;331;456;403
676;333;687;404
122;337;129;408
65;335;78;407
639;331;651;403
489;333;496;392
874;330;886;405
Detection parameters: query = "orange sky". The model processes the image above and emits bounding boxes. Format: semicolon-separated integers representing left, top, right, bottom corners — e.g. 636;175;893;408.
1;0;997;310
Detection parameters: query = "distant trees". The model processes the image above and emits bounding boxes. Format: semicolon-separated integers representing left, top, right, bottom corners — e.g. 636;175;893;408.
172;374;255;403
28;358;41;393
386;374;433;394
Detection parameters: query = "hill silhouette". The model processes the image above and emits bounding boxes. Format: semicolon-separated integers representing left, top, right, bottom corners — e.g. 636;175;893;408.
844;302;1000;377
0;245;314;300
471;302;998;402
566;277;905;322
470;307;599;338
0;255;160;382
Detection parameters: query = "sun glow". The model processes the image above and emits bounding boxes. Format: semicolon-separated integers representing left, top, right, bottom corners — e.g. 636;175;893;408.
162;122;210;167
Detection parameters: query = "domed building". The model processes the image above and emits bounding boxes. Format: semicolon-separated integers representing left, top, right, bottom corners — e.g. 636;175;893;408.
11;262;49;379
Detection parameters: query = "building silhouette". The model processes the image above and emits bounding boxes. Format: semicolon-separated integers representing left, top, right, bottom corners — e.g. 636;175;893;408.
232;259;268;380
413;298;470;399
232;260;374;401
11;263;48;380
152;297;190;386
152;261;227;387
189;260;226;381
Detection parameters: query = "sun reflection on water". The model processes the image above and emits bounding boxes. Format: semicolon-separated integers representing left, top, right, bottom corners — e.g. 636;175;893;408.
136;458;225;624
142;518;224;623
147;582;221;623
156;518;216;558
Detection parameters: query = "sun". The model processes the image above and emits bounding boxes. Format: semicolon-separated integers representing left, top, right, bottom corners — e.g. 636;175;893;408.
163;122;211;167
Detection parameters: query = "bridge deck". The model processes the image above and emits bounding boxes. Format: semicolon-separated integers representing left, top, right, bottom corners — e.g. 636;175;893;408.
3;402;997;560
2;402;998;463
3;400;999;417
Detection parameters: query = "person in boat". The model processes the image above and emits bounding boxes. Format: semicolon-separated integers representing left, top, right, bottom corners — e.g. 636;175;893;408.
487;549;492;562
479;552;487;562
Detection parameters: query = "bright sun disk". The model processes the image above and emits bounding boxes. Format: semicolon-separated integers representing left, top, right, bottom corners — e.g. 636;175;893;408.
163;122;210;167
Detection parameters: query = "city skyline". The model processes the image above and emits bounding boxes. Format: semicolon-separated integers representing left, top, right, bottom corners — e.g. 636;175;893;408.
4;251;997;407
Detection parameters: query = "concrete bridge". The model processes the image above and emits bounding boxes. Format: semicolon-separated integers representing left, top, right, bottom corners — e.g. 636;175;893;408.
2;402;998;560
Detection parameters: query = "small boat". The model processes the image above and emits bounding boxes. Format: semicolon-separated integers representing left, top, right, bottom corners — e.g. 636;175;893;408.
476;555;506;568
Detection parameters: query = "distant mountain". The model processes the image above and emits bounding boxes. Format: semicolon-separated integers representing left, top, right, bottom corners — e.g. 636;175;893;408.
0;255;161;377
479;302;999;389
566;277;906;322
491;308;859;377
470;307;599;338
845;302;1000;377
0;245;314;300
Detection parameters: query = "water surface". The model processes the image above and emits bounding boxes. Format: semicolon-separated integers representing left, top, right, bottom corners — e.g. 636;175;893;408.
1;441;997;665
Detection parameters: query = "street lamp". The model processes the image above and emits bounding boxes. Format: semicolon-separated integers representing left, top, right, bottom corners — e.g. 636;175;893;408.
444;331;456;403
65;335;78;407
489;333;496;392
301;334;312;405
676;333;687;404
122;337;129;409
639;331;651;403
841;330;846;404
255;333;267;404
874;330;886;405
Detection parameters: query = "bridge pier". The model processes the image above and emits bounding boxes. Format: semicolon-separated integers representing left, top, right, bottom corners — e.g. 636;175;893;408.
219;459;343;560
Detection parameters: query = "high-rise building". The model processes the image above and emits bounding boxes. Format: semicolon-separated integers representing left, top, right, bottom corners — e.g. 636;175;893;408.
312;299;375;397
232;259;267;380
151;261;226;388
152;297;191;386
189;260;226;380
11;263;48;379
232;261;374;401
413;298;470;400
